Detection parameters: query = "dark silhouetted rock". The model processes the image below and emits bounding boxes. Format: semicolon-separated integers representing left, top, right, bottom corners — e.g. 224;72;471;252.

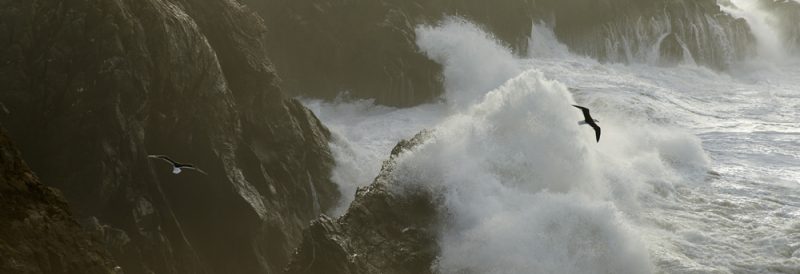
0;0;338;273
287;131;440;274
242;0;753;107
243;0;536;107
534;0;754;69
0;128;116;274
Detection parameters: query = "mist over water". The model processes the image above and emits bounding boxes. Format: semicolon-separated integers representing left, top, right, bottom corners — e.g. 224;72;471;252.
416;18;522;109
721;0;789;62
305;3;800;273
303;98;446;214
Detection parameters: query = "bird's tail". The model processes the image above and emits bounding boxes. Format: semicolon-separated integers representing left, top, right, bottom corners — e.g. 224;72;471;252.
578;120;588;125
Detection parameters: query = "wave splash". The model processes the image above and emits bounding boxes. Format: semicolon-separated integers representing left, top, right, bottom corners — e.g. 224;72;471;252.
360;19;710;273
308;3;799;269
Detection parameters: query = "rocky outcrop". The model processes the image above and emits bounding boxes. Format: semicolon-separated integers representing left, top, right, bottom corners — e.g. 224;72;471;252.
0;0;776;272
0;128;115;274
243;0;536;107
243;0;438;107
538;0;754;69
286;132;440;274
0;0;338;273
241;0;754;107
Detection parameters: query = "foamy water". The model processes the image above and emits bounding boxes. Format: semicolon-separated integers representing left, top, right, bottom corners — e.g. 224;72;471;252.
303;13;800;274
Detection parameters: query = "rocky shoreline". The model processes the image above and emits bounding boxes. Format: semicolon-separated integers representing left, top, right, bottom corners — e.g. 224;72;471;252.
0;0;773;272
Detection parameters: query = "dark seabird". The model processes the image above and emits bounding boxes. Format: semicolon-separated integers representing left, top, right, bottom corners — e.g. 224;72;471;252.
572;105;601;142
148;155;208;175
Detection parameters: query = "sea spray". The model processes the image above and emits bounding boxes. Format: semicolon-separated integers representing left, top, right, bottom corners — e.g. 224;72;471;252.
306;13;798;273
401;19;714;273
416;18;522;109
387;70;655;273
303;98;446;215
721;0;789;63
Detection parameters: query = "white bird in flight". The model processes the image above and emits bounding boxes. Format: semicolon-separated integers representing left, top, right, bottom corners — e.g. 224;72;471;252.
148;155;208;175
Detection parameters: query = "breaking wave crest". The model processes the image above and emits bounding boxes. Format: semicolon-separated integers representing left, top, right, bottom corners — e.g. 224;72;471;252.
307;2;799;271
377;19;709;273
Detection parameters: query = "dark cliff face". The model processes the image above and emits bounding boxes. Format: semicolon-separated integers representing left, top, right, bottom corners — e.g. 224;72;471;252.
537;0;754;69
244;0;443;107
0;0;338;273
0;128;115;274
286;132;440;274
241;0;754;107
243;0;536;107
0;0;775;272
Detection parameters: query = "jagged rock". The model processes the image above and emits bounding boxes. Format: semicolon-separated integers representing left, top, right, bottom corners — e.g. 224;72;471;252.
241;0;754;106
535;0;754;69
287;131;439;274
243;0;536;107
0;0;774;272
0;128;116;274
0;0;338;273
245;0;442;107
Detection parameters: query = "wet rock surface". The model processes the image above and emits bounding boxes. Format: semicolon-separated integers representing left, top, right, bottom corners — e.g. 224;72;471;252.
540;0;754;69
286;132;440;274
244;0;536;107
0;0;775;273
0;128;115;274
241;0;753;106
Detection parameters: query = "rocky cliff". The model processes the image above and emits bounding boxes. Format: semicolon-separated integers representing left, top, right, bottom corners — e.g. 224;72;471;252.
0;128;115;274
537;0;754;69
286;132;440;274
244;0;536;107
0;0;338;273
243;0;752;107
761;0;800;54
0;0;776;272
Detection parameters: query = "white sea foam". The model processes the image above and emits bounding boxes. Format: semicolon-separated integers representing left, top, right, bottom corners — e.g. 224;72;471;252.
416;18;522;109
303;98;446;214
721;0;790;63
305;10;800;274
389;70;655;274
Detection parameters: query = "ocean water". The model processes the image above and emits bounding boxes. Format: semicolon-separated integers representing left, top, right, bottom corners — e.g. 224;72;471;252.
303;6;800;274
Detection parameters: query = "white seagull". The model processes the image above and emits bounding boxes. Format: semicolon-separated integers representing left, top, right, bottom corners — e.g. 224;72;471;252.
148;155;208;175
572;105;601;142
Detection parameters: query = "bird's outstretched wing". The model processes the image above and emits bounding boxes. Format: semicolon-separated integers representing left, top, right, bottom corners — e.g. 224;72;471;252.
572;105;592;120
148;155;178;165
590;124;601;142
182;166;208;175
572;104;588;111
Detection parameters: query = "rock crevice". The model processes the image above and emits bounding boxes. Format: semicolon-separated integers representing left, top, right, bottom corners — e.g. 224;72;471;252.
0;0;338;273
287;132;440;274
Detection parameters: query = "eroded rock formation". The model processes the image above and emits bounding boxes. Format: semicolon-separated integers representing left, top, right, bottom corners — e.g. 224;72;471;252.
0;128;115;274
287;132;440;274
0;0;338;273
244;0;536;107
0;0;779;273
244;0;753;106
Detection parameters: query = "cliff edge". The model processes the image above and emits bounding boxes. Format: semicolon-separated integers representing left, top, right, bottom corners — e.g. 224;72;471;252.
0;0;338;273
286;131;440;274
0;128;115;274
